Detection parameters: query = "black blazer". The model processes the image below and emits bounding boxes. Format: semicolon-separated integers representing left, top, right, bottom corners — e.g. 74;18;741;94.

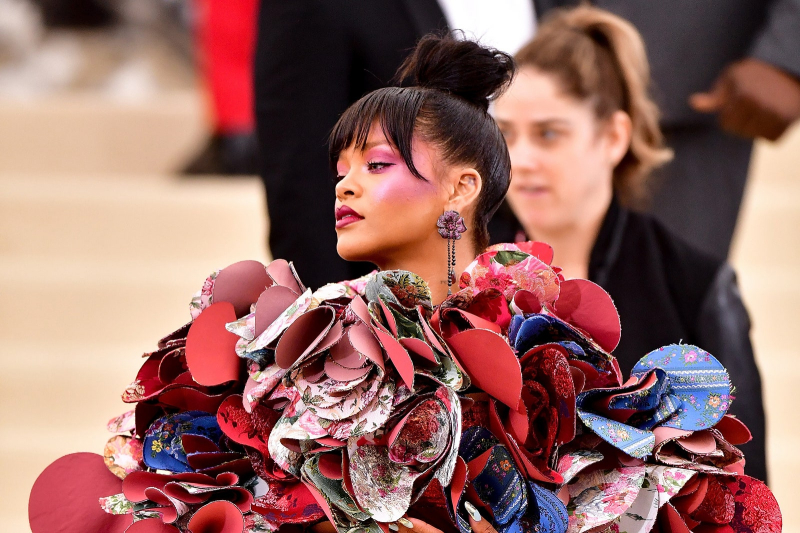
490;200;768;482
254;0;449;290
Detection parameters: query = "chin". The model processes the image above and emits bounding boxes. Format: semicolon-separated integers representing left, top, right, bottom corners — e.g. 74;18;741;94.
520;212;556;234
509;195;550;221
336;236;376;263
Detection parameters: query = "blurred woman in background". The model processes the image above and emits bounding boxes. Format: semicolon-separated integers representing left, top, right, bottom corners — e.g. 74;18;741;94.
491;6;768;482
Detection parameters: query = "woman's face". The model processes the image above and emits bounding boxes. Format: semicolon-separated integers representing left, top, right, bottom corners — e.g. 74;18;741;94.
494;67;625;235
334;126;451;266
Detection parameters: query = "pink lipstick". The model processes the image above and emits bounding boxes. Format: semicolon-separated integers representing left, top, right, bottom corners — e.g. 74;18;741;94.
335;205;364;229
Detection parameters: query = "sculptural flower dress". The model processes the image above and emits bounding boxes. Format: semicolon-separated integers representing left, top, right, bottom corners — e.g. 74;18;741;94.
29;242;781;533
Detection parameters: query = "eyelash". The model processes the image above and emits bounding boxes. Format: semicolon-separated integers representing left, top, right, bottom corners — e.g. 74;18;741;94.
367;161;393;172
336;161;393;181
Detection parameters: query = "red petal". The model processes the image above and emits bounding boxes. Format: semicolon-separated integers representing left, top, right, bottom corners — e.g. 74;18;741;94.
714;415;752;446
275;306;336;369
125;519;180;533
213;260;272;318
254;286;301;337
266;259;303;294
552;279;620;352
372;325;415;390
317;452;344;480
29;453;131;533
185;302;241;386
187;500;244;533
446;329;522;409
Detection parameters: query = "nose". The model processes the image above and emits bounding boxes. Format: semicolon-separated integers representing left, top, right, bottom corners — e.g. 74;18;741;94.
335;170;360;201
508;139;542;174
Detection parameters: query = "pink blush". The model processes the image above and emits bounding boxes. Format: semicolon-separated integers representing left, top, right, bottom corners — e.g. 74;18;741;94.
370;138;440;203
371;168;436;204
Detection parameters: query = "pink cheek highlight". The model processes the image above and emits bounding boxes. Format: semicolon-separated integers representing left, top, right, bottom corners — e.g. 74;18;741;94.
367;142;441;204
371;167;437;204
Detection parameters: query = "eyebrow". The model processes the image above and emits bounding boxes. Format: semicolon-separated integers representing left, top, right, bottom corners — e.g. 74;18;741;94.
535;118;571;126
497;118;571;127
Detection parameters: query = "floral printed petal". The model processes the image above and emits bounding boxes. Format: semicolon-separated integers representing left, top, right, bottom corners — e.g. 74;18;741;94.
613;466;695;533
347;442;422;523
107;410;136;434
632;345;731;431
104;435;143;479
566;466;646;533
557;450;605;485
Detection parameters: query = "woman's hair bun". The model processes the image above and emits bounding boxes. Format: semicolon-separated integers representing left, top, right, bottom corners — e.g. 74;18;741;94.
396;32;516;111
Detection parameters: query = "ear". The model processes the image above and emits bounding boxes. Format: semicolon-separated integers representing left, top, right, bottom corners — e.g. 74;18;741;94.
604;110;633;167
445;167;483;214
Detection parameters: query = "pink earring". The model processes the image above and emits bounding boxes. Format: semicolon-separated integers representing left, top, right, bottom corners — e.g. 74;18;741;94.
437;210;467;295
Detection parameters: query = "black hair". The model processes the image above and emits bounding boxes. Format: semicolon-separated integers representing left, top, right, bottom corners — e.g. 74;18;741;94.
329;33;516;252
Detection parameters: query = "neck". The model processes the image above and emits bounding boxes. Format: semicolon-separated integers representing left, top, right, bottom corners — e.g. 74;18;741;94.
525;196;611;280
377;235;477;305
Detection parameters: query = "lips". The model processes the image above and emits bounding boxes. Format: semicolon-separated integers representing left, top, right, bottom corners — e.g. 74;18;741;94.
335;205;364;229
514;184;550;197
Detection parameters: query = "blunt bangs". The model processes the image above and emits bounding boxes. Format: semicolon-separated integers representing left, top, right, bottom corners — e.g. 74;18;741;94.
329;87;429;180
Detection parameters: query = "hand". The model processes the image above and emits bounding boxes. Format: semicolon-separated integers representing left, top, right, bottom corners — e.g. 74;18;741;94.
395;503;498;533
690;58;800;141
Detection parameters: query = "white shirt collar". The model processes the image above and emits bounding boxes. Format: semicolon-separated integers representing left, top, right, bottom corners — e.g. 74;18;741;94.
436;0;536;55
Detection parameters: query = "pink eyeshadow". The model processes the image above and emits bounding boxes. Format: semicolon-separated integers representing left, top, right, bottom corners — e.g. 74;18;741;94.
364;148;402;163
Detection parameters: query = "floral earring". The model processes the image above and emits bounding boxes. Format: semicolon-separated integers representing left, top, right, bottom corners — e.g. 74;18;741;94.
437;210;467;295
